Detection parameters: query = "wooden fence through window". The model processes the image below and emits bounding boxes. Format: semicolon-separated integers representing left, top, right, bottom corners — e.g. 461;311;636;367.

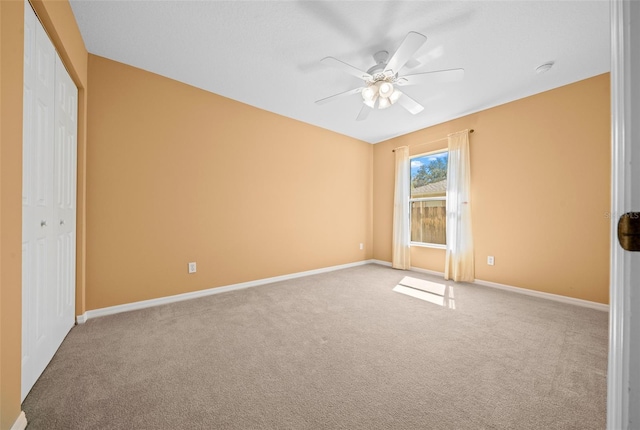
410;202;446;245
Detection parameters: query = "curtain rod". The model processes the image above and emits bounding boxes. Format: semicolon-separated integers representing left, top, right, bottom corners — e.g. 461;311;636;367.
392;129;474;152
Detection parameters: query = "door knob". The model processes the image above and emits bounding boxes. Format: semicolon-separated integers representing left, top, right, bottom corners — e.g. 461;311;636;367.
60;219;65;226
618;212;640;251
40;220;47;227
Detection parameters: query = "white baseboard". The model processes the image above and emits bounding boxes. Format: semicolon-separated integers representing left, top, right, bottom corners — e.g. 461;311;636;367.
77;260;374;323
370;260;608;312
473;279;609;312
76;259;608;323
409;265;446;278
370;259;391;267
11;411;27;430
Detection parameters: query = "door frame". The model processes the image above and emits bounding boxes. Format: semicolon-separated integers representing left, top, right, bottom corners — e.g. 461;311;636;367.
608;0;637;428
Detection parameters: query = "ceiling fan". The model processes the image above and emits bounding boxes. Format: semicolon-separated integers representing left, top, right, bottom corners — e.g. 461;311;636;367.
315;31;464;121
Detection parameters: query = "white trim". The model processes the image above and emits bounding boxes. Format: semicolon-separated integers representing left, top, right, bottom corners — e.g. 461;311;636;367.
76;260;373;322
10;412;27;430
410;242;446;250
608;0;630;428
410;197;446;203
371;259;391;267
473;279;609;312
414;267;608;311
410;148;448;159
409;265;446;278
77;259;610;323
372;260;608;311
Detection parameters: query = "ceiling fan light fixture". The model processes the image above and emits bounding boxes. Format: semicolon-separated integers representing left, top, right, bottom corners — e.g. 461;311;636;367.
363;93;378;108
378;96;391;110
362;85;377;102
378;81;394;98
389;90;402;104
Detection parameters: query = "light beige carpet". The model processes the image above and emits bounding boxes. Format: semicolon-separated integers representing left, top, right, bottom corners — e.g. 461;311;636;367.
22;264;608;429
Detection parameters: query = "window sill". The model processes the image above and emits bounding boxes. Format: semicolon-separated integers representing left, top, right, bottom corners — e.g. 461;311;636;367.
410;242;446;250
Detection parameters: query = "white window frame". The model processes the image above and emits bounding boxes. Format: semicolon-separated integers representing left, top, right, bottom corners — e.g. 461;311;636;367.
409;149;448;249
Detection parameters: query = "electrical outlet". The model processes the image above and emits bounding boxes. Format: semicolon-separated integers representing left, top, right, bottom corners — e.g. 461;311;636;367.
359;243;364;250
188;262;197;273
487;256;495;266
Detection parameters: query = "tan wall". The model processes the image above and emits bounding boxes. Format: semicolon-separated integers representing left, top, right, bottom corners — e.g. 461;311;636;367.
374;74;611;304
1;2;24;427
86;55;373;310
0;0;87;428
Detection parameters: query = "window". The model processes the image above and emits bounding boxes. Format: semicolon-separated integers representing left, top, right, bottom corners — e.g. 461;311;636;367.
410;150;448;247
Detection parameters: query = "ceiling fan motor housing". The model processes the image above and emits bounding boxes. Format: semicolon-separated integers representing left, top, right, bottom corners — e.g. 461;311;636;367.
367;50;393;80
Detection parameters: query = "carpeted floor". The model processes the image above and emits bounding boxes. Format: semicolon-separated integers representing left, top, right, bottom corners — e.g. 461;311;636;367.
22;264;608;429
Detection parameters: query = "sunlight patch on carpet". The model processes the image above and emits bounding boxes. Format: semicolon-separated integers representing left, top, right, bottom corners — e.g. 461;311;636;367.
393;276;455;309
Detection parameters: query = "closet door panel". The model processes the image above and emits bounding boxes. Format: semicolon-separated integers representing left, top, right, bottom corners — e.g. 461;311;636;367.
52;55;77;346
22;3;56;401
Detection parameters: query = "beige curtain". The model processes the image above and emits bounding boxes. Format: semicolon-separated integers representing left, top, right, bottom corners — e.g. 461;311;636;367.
392;146;411;269
444;130;474;282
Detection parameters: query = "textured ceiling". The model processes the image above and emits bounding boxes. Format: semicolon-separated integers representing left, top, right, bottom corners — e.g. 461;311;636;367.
69;1;610;144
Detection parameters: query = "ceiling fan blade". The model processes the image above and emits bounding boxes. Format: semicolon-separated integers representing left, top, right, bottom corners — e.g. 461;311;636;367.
356;104;372;121
321;57;372;81
403;58;422;70
396;92;424;115
384;31;428;75
397;68;465;86
315;87;363;105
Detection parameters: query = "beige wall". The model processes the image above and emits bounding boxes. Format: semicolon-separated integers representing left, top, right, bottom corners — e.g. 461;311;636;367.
0;0;87;427
1;2;24;427
373;74;611;304
86;55;373;310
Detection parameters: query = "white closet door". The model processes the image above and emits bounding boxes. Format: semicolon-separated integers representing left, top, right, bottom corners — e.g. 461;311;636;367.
22;2;56;401
22;1;77;402
51;55;77;350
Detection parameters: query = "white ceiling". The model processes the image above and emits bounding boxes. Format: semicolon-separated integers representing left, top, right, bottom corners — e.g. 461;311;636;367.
69;1;610;144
